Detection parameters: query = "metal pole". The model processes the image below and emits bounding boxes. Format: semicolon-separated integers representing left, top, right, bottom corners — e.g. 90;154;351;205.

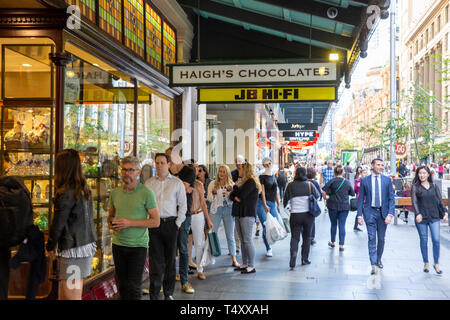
389;2;397;177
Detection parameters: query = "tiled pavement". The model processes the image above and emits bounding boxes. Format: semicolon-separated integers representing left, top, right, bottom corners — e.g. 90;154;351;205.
142;200;450;300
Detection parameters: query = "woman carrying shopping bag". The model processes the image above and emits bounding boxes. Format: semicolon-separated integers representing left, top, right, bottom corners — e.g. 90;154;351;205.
207;165;239;268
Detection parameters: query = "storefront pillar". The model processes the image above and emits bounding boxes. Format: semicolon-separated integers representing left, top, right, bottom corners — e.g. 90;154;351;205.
49;52;73;154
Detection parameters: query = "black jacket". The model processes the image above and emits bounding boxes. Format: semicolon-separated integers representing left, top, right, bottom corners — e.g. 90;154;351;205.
230;179;259;218
323;177;355;211
10;225;46;299
46;189;97;252
411;183;448;223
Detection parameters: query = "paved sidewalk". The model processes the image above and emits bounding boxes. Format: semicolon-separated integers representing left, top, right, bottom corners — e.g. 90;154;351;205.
142;201;450;300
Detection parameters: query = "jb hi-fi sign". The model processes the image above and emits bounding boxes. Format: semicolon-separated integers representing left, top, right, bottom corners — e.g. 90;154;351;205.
169;62;337;86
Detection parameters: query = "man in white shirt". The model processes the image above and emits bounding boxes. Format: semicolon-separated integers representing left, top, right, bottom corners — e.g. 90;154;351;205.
145;153;187;300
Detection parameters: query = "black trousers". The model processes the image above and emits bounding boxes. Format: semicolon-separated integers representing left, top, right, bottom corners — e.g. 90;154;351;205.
0;247;10;300
278;184;286;200
148;219;178;300
112;244;147;300
290;213;314;264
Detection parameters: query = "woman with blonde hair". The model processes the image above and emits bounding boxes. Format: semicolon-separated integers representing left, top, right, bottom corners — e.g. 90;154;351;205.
207;165;239;267
230;162;261;274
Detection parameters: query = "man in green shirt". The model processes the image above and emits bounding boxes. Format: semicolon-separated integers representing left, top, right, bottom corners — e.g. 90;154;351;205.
108;156;160;300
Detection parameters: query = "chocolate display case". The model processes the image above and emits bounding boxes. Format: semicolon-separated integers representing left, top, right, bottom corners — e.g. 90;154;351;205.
1;100;55;300
81;147;119;277
0;99;55;233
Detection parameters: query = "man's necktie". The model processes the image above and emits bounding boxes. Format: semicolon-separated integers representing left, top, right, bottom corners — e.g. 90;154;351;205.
374;175;380;207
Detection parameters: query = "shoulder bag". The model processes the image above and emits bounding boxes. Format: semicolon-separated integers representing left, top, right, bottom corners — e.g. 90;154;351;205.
308;182;322;217
433;184;447;219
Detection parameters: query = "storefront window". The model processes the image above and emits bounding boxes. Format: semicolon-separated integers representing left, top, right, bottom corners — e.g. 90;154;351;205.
137;83;172;170
0;38;56;298
2;44;53;99
64;42;134;276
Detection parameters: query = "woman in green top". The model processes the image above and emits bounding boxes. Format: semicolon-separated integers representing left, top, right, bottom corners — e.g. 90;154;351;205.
108;156;160;300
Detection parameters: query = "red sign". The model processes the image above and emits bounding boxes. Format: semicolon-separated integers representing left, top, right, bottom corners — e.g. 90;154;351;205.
288;141;316;148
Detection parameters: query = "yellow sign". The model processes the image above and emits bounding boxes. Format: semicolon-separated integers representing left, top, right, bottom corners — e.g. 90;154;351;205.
198;87;336;103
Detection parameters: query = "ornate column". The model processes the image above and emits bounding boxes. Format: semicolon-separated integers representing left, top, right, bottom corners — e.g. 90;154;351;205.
49;52;73;154
429;48;435;95
436;42;443;124
419;59;425;87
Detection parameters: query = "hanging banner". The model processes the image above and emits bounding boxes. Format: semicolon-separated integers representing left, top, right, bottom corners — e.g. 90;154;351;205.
170;61;337;86
198;86;336;103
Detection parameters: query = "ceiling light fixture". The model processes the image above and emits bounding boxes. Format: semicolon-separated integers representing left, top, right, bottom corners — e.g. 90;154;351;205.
22;63;32;67
329;53;339;62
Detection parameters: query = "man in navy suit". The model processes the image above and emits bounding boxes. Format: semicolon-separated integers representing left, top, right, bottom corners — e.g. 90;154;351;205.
357;158;395;275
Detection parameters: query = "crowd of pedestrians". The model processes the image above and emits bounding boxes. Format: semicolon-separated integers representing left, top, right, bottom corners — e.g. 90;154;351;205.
1;148;448;301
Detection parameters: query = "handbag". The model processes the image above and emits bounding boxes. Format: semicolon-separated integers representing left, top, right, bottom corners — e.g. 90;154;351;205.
308;182;322;217
433;184;447;219
350;198;358;211
208;231;221;257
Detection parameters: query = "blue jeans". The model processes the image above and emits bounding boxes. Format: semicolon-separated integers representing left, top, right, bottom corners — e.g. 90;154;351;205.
416;220;440;264
177;215;191;285
256;198;279;251
328;209;349;245
214;206;236;256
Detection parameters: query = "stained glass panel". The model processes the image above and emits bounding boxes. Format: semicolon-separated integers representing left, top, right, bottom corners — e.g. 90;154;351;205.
99;0;122;42
163;21;176;76
145;3;162;70
124;0;145;58
65;0;96;23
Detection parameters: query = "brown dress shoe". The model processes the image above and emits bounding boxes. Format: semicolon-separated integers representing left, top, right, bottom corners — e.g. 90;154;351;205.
198;272;206;280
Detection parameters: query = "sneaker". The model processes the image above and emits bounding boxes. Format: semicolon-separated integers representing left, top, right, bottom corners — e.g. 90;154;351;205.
255;229;260;237
266;249;273;257
181;283;195;294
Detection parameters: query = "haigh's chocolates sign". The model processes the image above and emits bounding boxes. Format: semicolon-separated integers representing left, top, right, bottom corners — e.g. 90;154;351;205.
169;62;337;86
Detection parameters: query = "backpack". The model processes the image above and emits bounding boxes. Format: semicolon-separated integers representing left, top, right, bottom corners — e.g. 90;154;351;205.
276;169;287;185
0;176;34;247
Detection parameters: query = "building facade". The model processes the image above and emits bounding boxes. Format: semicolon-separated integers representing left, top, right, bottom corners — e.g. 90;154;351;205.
400;0;450;134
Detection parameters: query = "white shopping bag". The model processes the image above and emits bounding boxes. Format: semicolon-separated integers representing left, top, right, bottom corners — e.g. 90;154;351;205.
199;236;215;268
264;212;287;245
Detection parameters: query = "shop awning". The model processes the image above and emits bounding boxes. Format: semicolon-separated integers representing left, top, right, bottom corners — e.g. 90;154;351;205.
177;0;390;128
